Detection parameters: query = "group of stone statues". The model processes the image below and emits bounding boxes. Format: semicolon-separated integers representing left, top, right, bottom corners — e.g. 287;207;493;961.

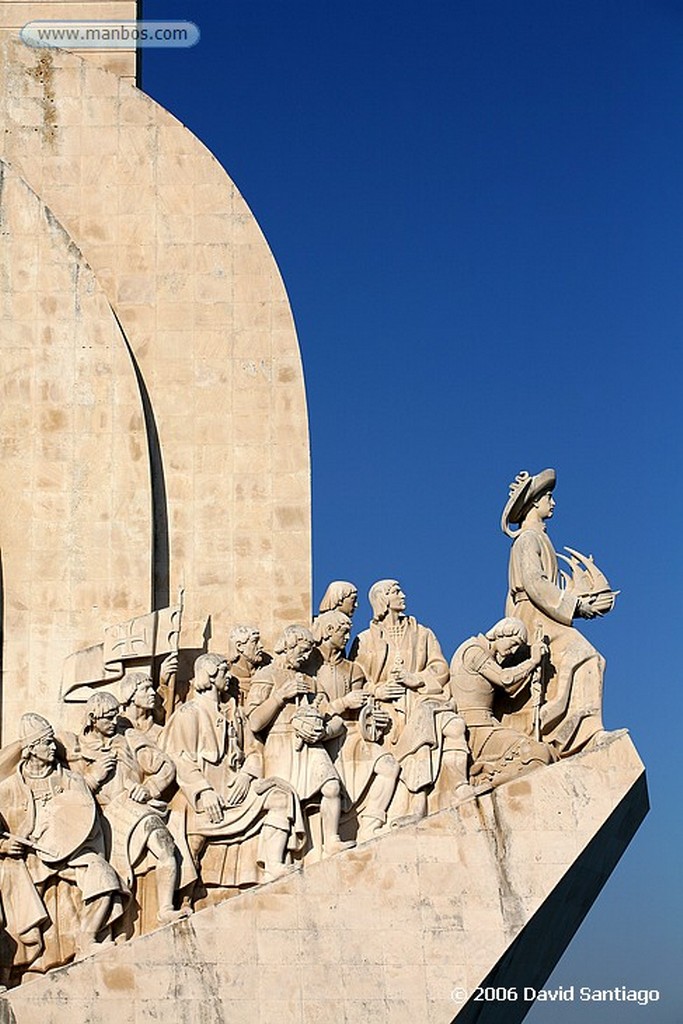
0;469;618;986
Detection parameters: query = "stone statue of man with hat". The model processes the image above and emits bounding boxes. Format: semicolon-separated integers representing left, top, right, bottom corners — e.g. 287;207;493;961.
0;714;126;983
501;468;618;755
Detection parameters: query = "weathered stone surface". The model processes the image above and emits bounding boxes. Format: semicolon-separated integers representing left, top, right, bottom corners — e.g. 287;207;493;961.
0;35;311;738
0;731;647;1023
0;1;138;84
0;159;150;738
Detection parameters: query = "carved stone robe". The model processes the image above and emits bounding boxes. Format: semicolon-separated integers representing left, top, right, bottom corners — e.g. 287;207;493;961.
162;695;304;887
350;616;459;792
245;664;342;803
505;523;605;753
311;651;386;805
72;728;175;884
0;764;124;972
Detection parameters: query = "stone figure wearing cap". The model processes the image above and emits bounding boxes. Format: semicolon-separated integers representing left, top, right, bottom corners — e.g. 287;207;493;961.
450;617;557;786
0;714;126;982
350;581;471;819
501;469;618;754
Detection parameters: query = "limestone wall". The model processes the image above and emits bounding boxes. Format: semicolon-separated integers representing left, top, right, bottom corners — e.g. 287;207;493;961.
0;36;311;737
0;1;138;83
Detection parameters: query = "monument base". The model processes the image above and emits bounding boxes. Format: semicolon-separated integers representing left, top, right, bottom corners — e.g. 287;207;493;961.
0;730;647;1024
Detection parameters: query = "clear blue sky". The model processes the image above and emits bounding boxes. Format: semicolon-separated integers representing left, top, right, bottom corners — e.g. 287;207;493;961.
141;2;682;1019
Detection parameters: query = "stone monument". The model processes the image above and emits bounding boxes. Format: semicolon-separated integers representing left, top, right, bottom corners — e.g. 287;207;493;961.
0;6;647;1022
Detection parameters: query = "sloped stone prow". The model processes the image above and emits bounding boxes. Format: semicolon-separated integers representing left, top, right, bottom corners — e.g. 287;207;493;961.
452;767;649;1024
0;731;646;1024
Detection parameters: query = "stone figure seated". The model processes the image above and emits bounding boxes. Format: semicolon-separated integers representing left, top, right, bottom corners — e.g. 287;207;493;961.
68;692;188;927
350;580;472;820
310;610;400;842
245;625;355;856
450;618;557;787
502;469;618;754
162;653;305;903
0;714;126;985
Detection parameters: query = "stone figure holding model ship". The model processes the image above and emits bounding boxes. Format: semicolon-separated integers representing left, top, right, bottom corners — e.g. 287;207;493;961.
501;468;618;754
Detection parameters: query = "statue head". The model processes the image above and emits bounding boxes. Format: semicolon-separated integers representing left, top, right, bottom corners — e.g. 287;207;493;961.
368;579;406;622
194;652;230;694
19;713;56;765
485;617;528;662
273;624;315;670
227;625;264;668
318;581;358;618
119;671;156;712
313;610;352;650
501;469;556;537
84;691;120;737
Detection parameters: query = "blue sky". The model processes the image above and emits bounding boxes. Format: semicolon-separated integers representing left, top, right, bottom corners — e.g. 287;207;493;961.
142;2;682;1019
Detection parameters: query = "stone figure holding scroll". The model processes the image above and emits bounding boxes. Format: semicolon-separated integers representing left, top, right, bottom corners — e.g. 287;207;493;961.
0;714;126;980
450;618;557;786
246;625;355;856
350;580;471;818
70;692;188;925
502;468;618;754
311;610;400;841
162;653;304;895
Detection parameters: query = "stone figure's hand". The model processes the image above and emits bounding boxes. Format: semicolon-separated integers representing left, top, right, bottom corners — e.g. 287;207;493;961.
277;677;312;702
530;640;548;664
344;691;368;711
198;789;224;823
128;784;152;803
576;596;598;618
89;754;117;785
374;681;405;701
590;592;616;615
0;837;24;857
402;672;423;691
372;707;392;731
159;652;179;684
577;593;615;619
225;772;251;806
296;718;327;744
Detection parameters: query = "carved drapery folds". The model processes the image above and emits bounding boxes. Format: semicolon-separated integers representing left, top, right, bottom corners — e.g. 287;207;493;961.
0;475;620;985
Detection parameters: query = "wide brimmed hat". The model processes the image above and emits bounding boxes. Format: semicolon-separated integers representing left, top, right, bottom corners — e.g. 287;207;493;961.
501;468;556;537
